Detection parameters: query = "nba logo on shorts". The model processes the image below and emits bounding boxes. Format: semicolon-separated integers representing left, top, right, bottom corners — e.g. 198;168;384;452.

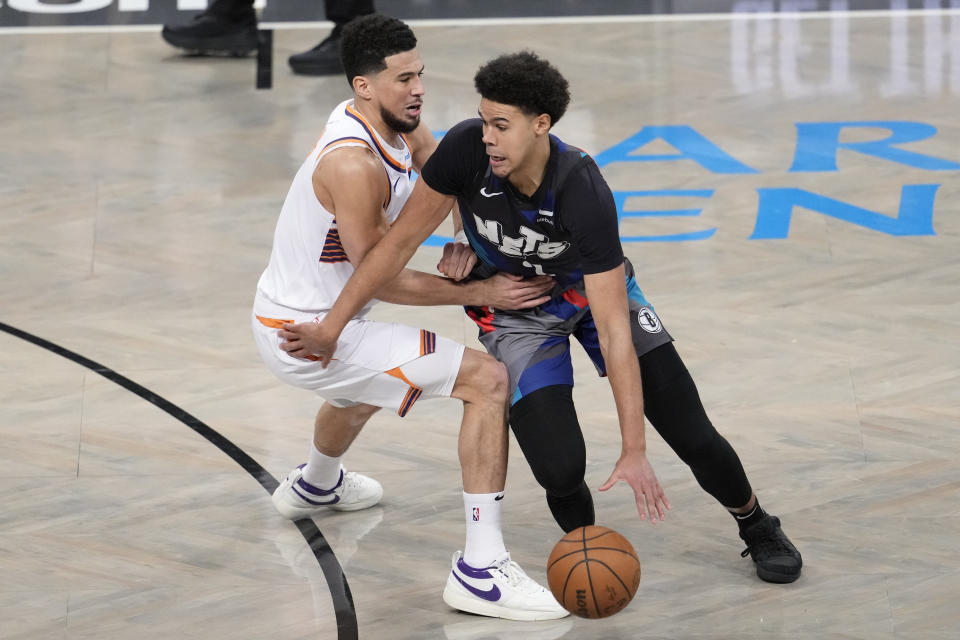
472;507;480;521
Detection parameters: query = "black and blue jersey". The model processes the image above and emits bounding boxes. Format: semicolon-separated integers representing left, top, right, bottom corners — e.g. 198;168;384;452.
420;119;624;289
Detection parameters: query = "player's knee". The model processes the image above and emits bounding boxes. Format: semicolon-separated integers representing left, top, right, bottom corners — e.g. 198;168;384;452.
533;456;586;497
345;404;380;428
481;357;509;403
457;349;508;405
673;431;728;468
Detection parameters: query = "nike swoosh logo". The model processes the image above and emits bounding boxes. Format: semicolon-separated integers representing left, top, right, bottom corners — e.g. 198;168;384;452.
453;572;502;602
293;485;341;506
480;187;503;198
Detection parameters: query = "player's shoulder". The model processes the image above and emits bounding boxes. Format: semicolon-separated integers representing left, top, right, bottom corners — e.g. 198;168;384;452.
552;134;594;167
316;144;384;188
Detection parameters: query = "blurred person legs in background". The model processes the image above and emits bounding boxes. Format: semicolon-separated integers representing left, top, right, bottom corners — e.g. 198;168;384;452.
161;0;375;75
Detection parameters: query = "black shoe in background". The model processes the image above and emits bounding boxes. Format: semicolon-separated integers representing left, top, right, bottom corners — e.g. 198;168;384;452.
739;515;803;583
288;31;343;76
161;7;259;57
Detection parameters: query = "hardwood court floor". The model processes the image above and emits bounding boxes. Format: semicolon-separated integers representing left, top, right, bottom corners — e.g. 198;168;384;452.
1;11;959;640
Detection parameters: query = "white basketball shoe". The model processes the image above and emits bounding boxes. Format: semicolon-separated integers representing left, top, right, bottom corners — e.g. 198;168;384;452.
442;551;569;621
272;464;383;519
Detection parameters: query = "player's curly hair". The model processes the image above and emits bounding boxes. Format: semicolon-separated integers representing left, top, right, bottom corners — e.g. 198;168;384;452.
473;51;570;126
340;14;417;86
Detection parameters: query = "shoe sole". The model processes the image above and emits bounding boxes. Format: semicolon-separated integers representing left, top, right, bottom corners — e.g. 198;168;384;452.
757;566;801;583
442;581;569;621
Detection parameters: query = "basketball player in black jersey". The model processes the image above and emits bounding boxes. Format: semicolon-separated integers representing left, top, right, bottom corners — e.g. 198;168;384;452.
283;51;803;584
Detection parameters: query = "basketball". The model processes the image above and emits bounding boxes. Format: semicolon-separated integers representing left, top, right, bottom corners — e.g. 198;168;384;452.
546;525;641;619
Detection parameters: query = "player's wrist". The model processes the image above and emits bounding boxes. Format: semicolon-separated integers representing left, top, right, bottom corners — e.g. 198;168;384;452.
462;278;486;306
454;229;469;245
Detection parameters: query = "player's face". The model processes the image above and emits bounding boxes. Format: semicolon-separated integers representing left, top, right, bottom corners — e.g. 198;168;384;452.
478;98;549;180
372;49;425;134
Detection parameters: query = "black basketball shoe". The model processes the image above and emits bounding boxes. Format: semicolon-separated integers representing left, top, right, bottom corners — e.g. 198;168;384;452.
161;7;258;57
288;30;344;76
739;515;802;583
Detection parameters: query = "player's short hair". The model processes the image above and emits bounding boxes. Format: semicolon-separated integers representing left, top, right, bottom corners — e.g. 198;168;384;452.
340;14;417;86
474;51;570;126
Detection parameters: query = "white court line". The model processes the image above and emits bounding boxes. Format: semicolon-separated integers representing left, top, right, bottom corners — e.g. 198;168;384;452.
3;9;960;35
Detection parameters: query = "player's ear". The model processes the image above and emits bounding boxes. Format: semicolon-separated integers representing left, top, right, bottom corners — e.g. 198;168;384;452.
352;74;373;100
534;113;552;135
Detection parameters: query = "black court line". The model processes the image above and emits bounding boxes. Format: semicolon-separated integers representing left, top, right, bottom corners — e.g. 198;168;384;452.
0;320;358;640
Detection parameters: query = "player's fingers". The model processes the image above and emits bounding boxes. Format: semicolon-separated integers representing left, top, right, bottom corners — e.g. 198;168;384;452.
458;255;477;280
517;295;551;309
647;488;664;522
641;489;660;523
598;472;618;492
454;255;472;280
654;485;668;519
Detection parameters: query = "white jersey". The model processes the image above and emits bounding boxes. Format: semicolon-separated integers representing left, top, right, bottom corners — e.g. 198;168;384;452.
254;99;414;321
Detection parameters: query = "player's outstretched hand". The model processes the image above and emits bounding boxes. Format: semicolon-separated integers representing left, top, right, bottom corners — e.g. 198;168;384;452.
279;321;339;367
437;241;477;281
482;272;555;309
598;449;671;524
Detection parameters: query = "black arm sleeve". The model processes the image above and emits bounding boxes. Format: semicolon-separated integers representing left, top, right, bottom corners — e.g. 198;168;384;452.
419;119;486;196
560;159;625;274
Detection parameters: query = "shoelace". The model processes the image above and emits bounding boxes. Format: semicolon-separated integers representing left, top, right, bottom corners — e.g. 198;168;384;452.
493;559;542;594
340;472;363;493
740;531;794;558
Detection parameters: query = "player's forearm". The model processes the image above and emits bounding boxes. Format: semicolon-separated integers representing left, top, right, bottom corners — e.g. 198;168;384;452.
598;330;648;453
375;269;484;306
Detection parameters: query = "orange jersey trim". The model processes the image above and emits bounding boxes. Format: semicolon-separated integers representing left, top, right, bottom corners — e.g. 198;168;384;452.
344;104;409;174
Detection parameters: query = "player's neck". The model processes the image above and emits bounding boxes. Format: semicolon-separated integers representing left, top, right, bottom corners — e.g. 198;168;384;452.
507;138;551;197
354;101;402;148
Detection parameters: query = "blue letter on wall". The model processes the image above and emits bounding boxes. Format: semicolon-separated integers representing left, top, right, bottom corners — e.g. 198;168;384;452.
790;122;960;172
594;126;758;174
750;185;939;238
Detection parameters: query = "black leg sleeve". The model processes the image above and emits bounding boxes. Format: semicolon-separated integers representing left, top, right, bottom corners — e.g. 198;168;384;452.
510;385;595;532
639;343;754;508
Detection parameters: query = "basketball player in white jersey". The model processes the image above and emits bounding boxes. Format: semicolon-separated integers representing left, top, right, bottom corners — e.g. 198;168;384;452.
251;15;566;620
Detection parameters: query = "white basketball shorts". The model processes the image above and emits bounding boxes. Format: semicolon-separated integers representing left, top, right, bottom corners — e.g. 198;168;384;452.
252;313;465;417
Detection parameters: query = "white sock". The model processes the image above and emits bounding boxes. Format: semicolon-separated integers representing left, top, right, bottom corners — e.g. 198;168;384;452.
462;491;507;567
301;443;342;489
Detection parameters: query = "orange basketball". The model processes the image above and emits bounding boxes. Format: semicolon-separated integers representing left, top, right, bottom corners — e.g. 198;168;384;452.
546;525;641;619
